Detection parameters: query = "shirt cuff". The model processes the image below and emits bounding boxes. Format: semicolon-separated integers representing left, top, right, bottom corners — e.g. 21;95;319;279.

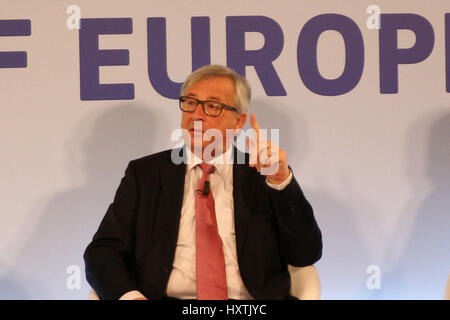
266;170;293;191
119;290;147;300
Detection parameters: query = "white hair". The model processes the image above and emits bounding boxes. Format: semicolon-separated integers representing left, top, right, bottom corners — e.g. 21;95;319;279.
180;65;251;114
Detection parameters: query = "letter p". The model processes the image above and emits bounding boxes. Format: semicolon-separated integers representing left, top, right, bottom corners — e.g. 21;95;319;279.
379;14;434;93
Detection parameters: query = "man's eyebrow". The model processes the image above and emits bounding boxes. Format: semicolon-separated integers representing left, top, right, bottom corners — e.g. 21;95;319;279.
185;93;223;101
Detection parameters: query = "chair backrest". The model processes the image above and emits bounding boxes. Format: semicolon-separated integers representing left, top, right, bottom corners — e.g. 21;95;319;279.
288;264;321;300
89;264;322;300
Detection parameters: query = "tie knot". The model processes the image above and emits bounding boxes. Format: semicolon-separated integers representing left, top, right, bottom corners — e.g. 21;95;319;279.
198;163;215;175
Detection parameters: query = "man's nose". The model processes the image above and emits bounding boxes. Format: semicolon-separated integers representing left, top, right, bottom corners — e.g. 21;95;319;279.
192;103;206;120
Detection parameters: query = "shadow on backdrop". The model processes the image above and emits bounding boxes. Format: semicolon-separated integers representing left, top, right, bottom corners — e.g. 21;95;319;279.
244;98;309;167
381;111;450;299
0;104;161;299
248;99;373;299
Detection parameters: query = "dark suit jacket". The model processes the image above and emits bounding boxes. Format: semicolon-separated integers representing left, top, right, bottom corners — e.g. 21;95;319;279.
83;147;322;300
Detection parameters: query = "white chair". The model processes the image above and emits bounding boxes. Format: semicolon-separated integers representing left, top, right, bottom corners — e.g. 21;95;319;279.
288;264;321;300
444;274;450;300
89;264;321;300
88;289;100;300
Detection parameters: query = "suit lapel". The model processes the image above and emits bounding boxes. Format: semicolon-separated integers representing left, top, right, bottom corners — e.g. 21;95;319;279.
232;148;251;260
161;147;186;259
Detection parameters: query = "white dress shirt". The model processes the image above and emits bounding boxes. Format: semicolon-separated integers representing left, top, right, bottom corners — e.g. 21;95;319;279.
120;146;292;300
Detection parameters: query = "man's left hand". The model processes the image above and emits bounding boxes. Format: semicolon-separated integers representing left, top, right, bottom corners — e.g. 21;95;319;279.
247;113;290;185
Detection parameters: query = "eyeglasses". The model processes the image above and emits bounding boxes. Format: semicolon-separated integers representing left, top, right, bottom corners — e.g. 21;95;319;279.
178;96;238;117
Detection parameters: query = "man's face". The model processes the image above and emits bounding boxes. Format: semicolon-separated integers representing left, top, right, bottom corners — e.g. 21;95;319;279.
181;76;247;156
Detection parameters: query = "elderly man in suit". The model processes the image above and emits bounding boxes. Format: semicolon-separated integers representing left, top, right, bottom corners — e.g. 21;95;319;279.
83;65;322;300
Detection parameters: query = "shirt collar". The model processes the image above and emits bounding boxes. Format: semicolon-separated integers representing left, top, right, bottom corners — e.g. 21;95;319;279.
185;144;234;179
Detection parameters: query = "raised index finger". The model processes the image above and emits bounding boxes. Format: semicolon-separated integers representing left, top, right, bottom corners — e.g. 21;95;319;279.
250;113;261;146
250;113;261;132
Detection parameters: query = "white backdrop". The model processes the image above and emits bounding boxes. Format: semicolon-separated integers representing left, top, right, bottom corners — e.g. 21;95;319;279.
0;0;449;299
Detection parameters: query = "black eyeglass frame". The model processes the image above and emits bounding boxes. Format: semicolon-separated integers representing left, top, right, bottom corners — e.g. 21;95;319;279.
178;96;238;117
